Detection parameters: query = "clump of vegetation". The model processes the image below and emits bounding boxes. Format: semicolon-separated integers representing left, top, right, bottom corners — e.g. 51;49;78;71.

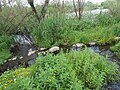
0;0;120;90
0;35;14;65
110;41;120;57
32;14;120;47
0;50;11;65
0;49;119;90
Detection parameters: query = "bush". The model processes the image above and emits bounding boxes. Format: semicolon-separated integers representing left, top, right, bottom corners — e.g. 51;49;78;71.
95;14;119;26
111;23;120;36
1;49;119;90
0;50;11;65
0;35;14;51
0;35;15;65
0;68;32;90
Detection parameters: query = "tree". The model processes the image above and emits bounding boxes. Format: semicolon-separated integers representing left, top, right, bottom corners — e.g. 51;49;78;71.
84;1;98;10
27;0;50;22
27;0;40;22
73;0;78;18
39;0;49;20
73;0;85;20
102;0;120;17
0;0;2;12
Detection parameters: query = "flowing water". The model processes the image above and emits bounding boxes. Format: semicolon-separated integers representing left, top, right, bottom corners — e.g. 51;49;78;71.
0;33;120;89
0;32;38;75
71;44;120;90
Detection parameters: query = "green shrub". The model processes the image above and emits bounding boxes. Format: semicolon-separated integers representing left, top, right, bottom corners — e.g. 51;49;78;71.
111;23;120;36
0;35;14;50
0;35;14;65
1;49;119;90
0;68;32;90
95;14;119;26
0;50;11;65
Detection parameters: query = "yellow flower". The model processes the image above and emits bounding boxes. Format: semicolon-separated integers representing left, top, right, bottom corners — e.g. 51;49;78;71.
8;80;13;83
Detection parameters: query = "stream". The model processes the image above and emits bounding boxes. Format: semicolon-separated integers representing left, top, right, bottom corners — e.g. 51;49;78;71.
0;32;120;90
71;44;120;90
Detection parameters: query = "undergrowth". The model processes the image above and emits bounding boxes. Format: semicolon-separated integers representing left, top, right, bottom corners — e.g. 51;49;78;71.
0;49;119;90
0;35;14;65
32;14;120;47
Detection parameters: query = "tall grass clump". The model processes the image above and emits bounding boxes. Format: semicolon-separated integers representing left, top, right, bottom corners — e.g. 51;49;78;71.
95;13;119;26
31;13;120;47
0;49;119;90
110;41;120;57
32;16;62;47
32;16;80;47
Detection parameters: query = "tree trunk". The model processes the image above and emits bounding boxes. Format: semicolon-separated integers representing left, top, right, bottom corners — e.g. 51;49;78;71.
78;0;85;20
73;0;78;18
28;0;40;22
0;0;2;12
39;0;50;21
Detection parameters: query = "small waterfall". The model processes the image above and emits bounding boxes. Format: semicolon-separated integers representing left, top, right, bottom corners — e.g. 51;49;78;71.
14;31;33;45
0;31;38;75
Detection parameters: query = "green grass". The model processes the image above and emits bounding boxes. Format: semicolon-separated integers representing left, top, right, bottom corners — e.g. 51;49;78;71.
110;41;120;57
32;15;120;47
0;49;119;90
0;50;11;65
0;35;14;65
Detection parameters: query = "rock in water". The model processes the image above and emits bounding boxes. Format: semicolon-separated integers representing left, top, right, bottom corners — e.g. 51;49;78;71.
49;46;60;54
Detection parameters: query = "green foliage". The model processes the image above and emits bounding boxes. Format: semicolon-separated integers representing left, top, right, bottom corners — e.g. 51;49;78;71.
102;0;120;18
110;42;120;57
0;68;32;90
111;22;120;36
0;50;11;65
32;16;80;47
84;1;98;10
95;14;119;26
0;49;119;90
0;35;14;50
0;35;14;65
31;13;120;47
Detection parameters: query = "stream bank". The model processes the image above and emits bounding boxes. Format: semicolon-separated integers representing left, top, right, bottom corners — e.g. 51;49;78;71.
0;33;120;89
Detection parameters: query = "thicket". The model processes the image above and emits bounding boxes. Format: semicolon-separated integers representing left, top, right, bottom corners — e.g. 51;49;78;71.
0;49;119;90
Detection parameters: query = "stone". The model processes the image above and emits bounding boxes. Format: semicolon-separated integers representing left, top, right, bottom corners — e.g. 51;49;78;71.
28;50;36;56
89;42;96;46
49;46;60;53
73;43;84;48
40;48;46;51
114;37;120;40
11;57;17;61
